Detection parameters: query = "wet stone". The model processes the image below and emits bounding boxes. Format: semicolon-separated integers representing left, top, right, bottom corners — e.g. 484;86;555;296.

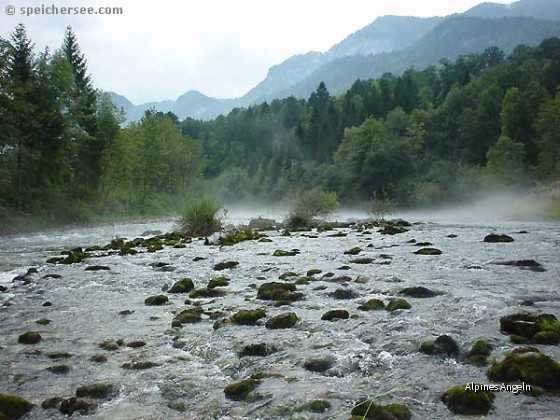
321;309;350;321
399;286;440;298
121;361;160;370
168;278;194;293
330;288;358;299
441;384;495;415
41;397;63;410
358;299;385;311
484;233;514;243
144;294;169;306
420;335;459;357
223;378;259;401
126;340;146;348
414;247;442;255
59;397;95;416
385;298;411;311
265;312;299;329
0;393;34;418
76;382;116;400
213;261;239;270
350;399;411;419
303;357;334;373
90;354;108;363
239;343;274;357
18;331;41;345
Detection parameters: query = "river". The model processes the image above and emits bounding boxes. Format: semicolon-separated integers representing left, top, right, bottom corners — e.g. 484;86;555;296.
0;211;559;419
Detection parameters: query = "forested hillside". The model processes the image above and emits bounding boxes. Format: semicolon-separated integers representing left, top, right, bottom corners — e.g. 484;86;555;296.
1;24;559;232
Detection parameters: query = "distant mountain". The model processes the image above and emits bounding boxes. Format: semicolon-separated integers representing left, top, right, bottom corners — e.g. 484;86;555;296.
110;0;560;122
271;16;560;98
464;0;560;20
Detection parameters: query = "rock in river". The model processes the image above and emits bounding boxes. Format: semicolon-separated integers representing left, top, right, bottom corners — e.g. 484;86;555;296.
0;393;34;419
265;312;299;329
441;383;495;415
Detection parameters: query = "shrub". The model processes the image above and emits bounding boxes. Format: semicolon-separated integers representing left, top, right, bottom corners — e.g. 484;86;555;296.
286;188;339;229
368;190;395;222
180;197;223;236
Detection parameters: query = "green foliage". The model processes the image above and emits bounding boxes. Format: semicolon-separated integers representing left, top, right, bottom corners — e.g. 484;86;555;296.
180;197;223;237
368;190;396;222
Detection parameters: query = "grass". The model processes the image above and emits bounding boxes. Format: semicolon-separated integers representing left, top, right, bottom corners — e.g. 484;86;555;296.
180;197;223;237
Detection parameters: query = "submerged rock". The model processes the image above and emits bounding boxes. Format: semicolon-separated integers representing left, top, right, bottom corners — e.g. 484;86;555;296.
414;247;442;255
358;299;385;311
0;393;34;419
296;399;331;413
486;351;560;389
174;307;204;325
168;278;194;293
207;276;230;289
84;265;110;271
90;354;108;363
303;356;334;373
41;397;63;410
350;399;411;419
213;261;239;270
349;257;373;264
466;339;493;365
399;286;440;298
257;282;302;302
483;233;514;243
379;225;408;235
76;382;116;400
272;249;299;257
98;339;121;351
420;335;459;357
223;378;259;401
144;295;168;306
18;331;42;344
330;288;358;300
385;298;411;311
35;318;51;325
47;365;71;374
278;272;298;280
306;268;322;276
265;312;299;329
344;246;362;255
493;259;545;272
239;343;274;357
189;288;224;299
59;397;95;416
121;361;160;370
321;309;350;321
441;383;495;415
231;309;267;326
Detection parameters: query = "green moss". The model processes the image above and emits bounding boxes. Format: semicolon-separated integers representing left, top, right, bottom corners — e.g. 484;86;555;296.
358;299;385;311
294;276;313;285
532;331;560;345
510;335;530;344
223;378;259;401
18;331;42;344
231;309;267;326
273;249;298;257
306;269;322;276
483;233;514;243
167;402;186;412
278;271;298;280
350;399;411;419
379;225;408;235
207;276;230;289
174;308;203;324
500;312;559;341
218;226;263;245
441;384;495;415
321;309;350;321
144;294;168;306
296;399;331;413
466;339;492;364
344;246;362;255
257;282;302;302
265;312;299;329
0;394;34;419
35;318;51;325
414;247;442;255
168;278;194;293
188;288;223;299
349;257;373;264
385;298;411;311
486;351;560;389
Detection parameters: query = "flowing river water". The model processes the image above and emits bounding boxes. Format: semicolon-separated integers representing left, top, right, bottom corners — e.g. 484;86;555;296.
0;212;559;419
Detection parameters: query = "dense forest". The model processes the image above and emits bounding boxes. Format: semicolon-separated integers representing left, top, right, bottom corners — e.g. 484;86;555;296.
1;24;560;231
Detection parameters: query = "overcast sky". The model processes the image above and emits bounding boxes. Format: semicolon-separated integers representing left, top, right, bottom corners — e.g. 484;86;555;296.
0;0;516;104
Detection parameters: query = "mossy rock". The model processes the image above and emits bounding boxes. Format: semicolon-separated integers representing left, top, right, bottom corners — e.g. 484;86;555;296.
121;361;160;370
399;286;440;298
208;276;230;289
90;354;108;363
296;399;331;413
510;335;530;344
350;399;411;419
500;312;559;341
41;397;63;409
188;288;223;299
358;299;385;311
466;339;492;364
168;278;194;293
331;288;358;299
385;298;411;311
303;357;334;372
167;401;186;412
273;249;298;257
248;217;277;231
414;247;442;255
265;312;299;329
258;237;273;243
213;261;239;270
144;294;168;306
306;269;322;276
344;246;362;255
231;309;267;326
217;226;263;246
321;309;350;321
379;225;408;235
223;378;259;401
420;335;458;356
174;307;204;324
532;331;560;345
47;365;71;374
18;331;42;344
59;397;95;416
0;394;34;419
278;272;298;280
76;383;116;400
294;276;313;285
239;343;274;357
441;383;495;415
84;265;110;271
35;318;51;325
257;282;302;302
486;351;560;389
349;257;373;264
484;233;514;243
98;339;121;351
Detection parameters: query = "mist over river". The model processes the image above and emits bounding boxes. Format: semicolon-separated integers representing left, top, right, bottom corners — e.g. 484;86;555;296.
1;210;559;419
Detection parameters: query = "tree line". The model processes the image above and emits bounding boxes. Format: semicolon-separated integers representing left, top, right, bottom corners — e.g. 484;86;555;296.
1;24;559;231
